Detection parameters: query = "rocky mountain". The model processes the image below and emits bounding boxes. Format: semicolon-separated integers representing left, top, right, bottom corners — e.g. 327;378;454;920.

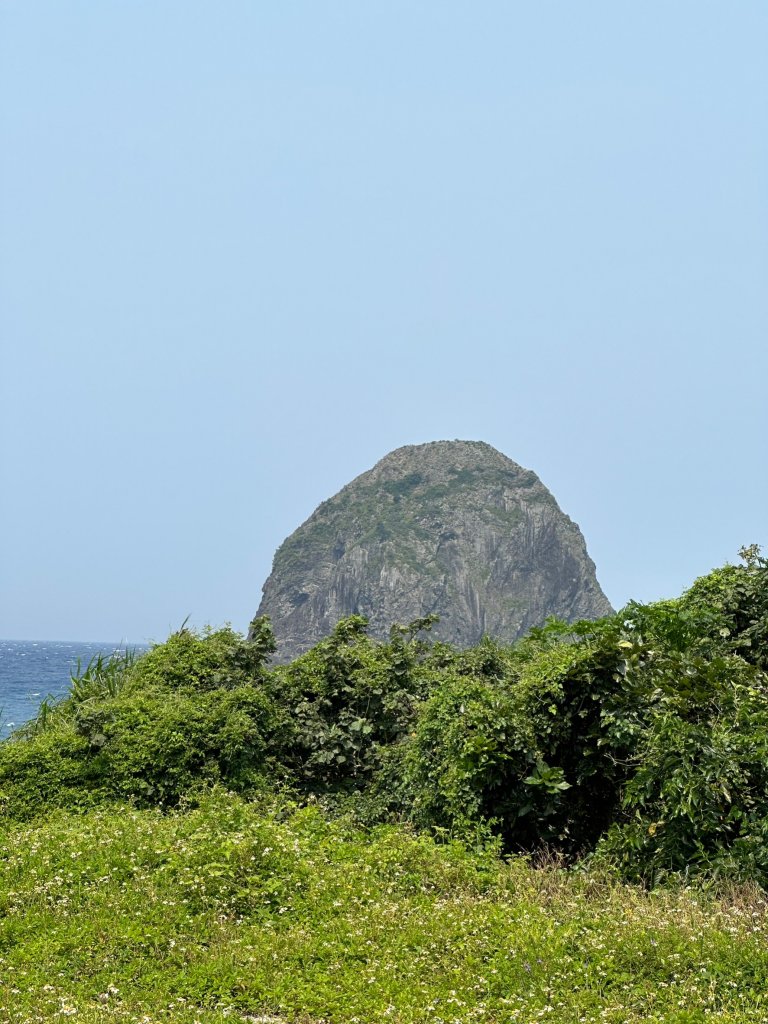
253;440;613;661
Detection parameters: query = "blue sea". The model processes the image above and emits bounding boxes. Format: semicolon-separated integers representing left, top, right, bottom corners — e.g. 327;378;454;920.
0;640;148;736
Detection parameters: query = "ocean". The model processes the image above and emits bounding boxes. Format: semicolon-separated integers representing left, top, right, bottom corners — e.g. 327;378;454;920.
0;639;148;736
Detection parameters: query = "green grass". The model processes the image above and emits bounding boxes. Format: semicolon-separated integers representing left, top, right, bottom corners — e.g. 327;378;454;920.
2;790;768;1023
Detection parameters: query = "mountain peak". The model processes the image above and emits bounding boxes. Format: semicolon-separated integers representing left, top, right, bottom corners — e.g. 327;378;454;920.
254;441;612;661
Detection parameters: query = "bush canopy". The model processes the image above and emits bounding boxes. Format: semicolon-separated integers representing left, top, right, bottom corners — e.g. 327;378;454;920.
2;548;767;886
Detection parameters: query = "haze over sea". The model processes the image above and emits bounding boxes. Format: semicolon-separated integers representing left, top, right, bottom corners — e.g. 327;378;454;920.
0;640;148;735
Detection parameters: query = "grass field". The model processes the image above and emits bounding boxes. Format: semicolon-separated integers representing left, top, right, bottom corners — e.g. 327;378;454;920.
2;791;768;1024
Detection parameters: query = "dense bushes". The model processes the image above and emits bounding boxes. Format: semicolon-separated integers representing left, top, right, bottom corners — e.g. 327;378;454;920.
268;615;433;788
1;550;767;885
0;627;284;817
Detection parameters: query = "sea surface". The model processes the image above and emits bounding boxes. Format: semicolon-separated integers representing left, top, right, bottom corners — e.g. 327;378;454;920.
0;639;148;736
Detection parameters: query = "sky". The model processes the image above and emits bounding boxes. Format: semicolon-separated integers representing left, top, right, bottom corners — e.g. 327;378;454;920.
1;2;766;643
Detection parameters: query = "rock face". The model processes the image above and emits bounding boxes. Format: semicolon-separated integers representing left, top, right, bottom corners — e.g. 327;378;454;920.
253;440;613;661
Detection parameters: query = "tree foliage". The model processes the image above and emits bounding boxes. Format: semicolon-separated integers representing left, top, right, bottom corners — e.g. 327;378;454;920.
1;549;767;885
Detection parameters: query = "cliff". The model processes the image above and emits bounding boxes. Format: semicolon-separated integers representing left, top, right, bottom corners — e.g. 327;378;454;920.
253;440;613;661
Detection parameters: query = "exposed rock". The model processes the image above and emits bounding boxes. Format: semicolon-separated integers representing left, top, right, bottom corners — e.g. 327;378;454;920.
253;440;613;661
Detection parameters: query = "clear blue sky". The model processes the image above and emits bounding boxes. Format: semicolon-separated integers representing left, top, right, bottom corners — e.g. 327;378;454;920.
1;2;766;642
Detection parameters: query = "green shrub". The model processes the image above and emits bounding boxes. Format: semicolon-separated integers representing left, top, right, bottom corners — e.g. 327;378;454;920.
404;620;627;851
3;551;768;886
270;615;437;790
596;653;768;883
679;545;768;667
0;625;283;819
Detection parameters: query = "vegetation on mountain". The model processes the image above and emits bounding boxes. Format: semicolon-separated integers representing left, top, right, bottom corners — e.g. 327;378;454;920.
1;548;768;1021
